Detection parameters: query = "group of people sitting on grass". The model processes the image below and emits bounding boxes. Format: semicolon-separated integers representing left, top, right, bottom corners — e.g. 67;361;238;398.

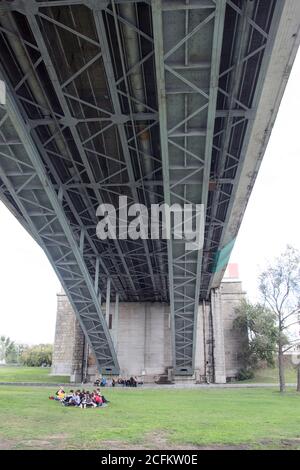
116;377;140;387
94;376;142;387
49;387;109;408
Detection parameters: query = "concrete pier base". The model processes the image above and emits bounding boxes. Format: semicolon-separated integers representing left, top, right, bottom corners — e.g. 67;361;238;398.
52;278;247;383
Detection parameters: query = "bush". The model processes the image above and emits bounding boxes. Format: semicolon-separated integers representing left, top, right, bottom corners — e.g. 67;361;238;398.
20;344;53;367
236;367;255;381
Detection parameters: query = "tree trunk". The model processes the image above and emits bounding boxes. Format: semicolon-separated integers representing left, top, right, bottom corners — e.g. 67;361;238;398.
297;366;300;392
278;343;285;393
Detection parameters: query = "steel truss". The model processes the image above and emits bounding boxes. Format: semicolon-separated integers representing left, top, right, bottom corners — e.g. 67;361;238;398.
0;0;167;373
0;90;120;373
152;0;226;374
152;0;283;373
0;0;290;376
201;0;283;298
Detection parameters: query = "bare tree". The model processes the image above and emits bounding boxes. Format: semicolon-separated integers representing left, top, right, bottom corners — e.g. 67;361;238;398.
0;335;15;364
259;246;300;393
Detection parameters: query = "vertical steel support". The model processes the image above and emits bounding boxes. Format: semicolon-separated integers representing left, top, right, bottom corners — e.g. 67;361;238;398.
152;0;226;375
114;292;119;353
1;84;120;374
106;277;111;325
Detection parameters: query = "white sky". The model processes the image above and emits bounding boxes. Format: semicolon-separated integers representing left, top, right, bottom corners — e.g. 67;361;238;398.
0;51;299;345
229;50;300;300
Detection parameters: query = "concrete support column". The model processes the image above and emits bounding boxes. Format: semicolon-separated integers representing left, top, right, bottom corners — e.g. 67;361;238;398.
114;293;119;352
52;290;84;378
211;288;226;383
144;303;151;373
194;303;205;381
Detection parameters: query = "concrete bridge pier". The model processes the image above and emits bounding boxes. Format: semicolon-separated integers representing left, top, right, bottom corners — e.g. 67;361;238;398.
52;275;247;384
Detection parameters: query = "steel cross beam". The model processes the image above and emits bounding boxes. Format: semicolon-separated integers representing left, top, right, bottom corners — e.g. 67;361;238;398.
206;0;286;295
91;7;158;299
1;2;145;297
198;0;285;298
0;0;169;300
26;8;143;298
39;2;164;300
0;85;120;374
0;8;133;299
7;71;125;302
201;0;257;297
0;0;149;12
152;0;226;375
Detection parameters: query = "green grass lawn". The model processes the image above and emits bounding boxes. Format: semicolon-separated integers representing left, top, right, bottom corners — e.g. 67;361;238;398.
0;366;69;384
241;367;297;384
0;386;300;450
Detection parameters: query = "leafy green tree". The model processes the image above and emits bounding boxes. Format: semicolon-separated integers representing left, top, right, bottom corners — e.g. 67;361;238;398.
5;342;19;364
20;344;53;367
0;336;15;364
234;300;278;374
259;246;300;392
16;344;28;360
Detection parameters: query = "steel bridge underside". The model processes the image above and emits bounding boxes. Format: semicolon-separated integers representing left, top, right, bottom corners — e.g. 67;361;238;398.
0;0;297;375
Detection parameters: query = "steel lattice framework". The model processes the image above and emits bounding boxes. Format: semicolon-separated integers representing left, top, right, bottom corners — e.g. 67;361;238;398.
0;0;296;374
152;0;227;374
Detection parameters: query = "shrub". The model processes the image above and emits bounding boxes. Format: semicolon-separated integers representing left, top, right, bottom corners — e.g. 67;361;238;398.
20;344;53;367
236;367;255;381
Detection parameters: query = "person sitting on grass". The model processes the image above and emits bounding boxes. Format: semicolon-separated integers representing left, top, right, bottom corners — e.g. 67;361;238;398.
100;376;107;387
90;392;101;407
93;393;103;407
129;376;137;387
96;388;109;403
79;392;87;409
80;391;97;409
74;391;81;406
66;390;80;407
62;390;74;405
96;388;110;404
53;387;65;401
86;392;97;408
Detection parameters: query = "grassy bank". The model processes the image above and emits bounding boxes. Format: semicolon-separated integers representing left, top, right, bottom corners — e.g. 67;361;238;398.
0;386;300;450
0;365;69;384
242;366;297;384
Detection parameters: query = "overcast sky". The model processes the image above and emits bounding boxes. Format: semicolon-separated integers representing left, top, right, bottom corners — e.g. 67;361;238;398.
0;51;299;345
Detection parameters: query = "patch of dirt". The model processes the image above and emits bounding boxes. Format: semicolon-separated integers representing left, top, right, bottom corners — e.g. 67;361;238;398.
2;434;300;450
96;431;251;450
44;433;69;440
259;438;300;449
96;432;300;450
280;440;300;449
16;434;70;450
17;439;57;449
95;440;251;450
0;438;16;450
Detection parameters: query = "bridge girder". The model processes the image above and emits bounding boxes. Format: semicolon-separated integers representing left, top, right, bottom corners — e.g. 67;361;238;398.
0;0;299;375
0;88;120;374
151;0;294;373
152;0;226;374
